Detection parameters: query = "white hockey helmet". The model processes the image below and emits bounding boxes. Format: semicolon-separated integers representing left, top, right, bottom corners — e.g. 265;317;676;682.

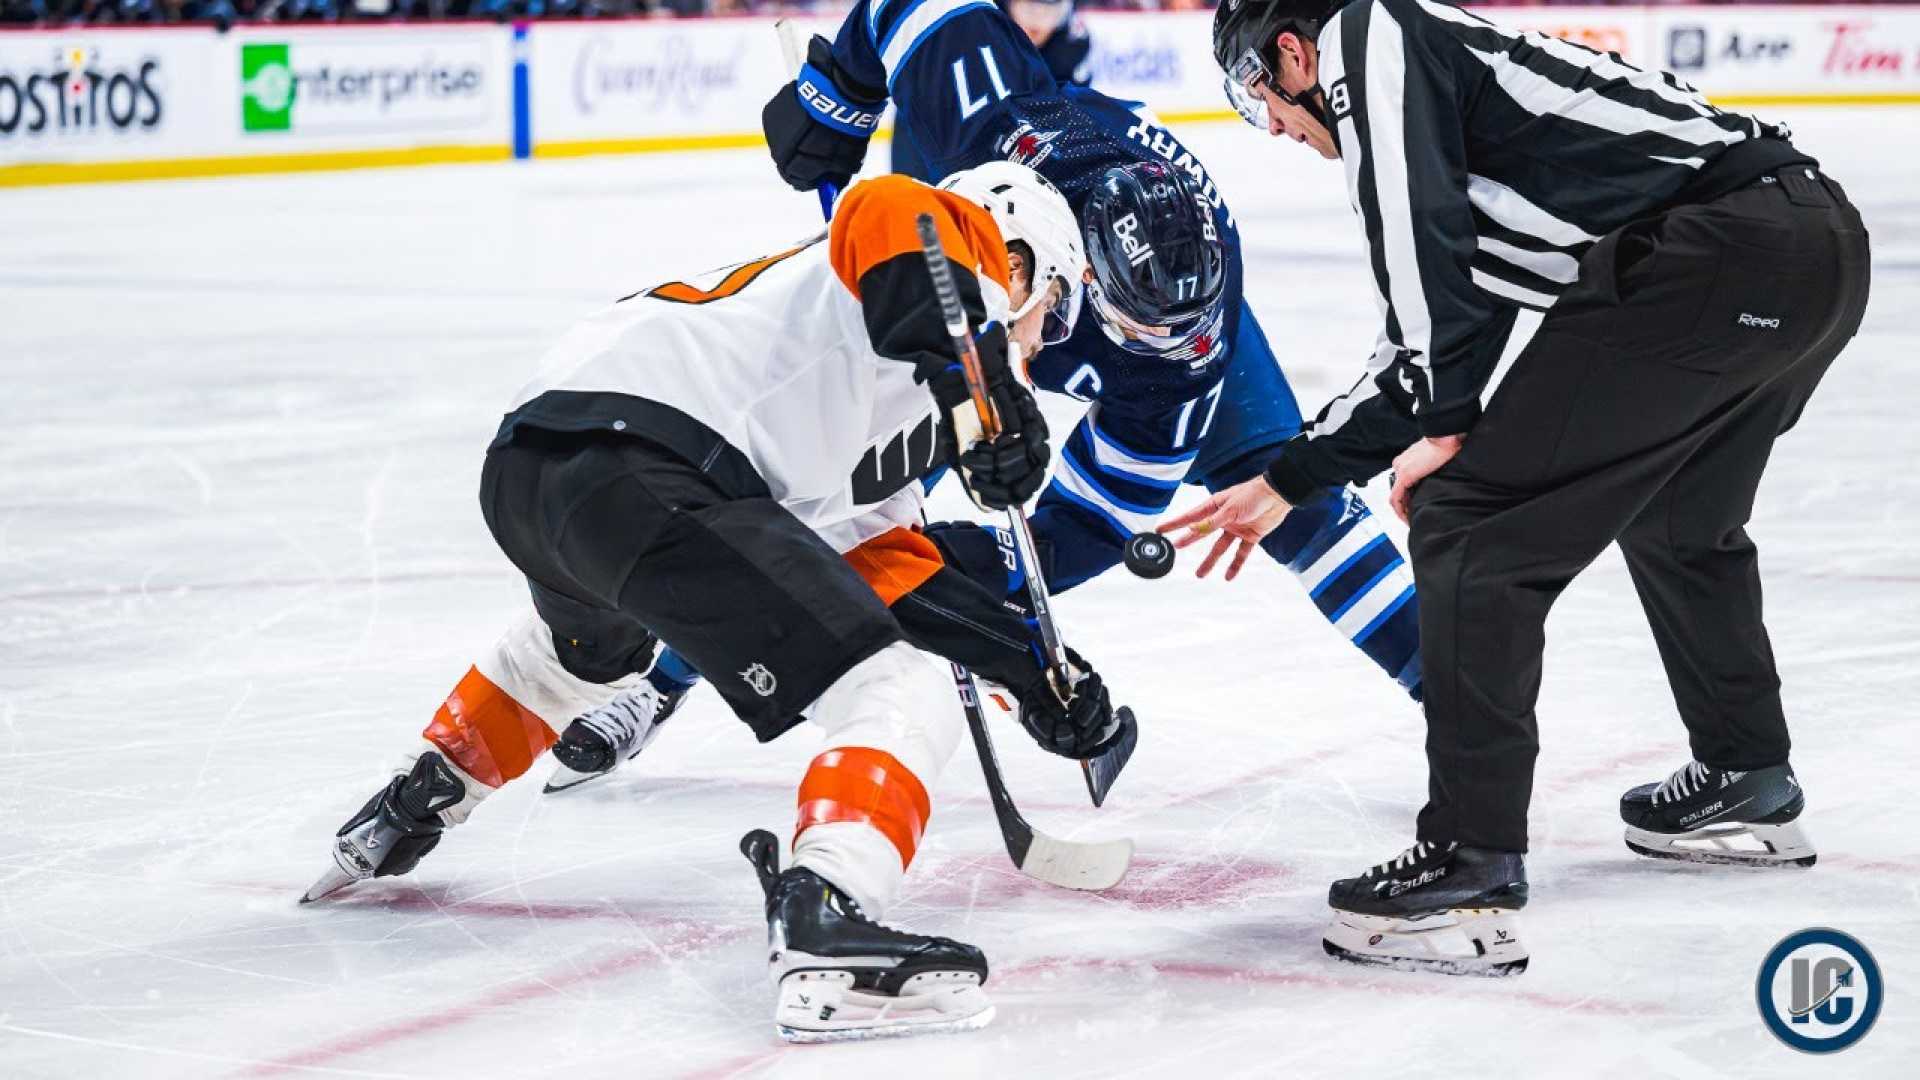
940;160;1087;345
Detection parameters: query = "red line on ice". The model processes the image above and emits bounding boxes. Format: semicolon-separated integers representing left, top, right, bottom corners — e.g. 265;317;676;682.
236;921;749;1077
1002;956;1673;1018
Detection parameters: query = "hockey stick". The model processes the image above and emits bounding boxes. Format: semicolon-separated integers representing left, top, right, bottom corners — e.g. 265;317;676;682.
952;662;1132;890
774;19;839;221
911;212;1137;807
775;138;1129;886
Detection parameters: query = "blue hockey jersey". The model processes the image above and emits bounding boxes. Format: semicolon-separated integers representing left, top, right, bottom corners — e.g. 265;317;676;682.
832;0;1291;590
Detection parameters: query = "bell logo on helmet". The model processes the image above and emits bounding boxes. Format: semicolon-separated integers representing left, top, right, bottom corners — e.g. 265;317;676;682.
1111;213;1155;267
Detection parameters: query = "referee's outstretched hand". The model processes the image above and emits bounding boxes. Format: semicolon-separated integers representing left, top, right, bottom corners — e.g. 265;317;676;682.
1158;476;1293;582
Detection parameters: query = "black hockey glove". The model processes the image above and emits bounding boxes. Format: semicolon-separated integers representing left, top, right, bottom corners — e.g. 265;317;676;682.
762;36;884;194
1013;647;1126;759
931;324;1051;511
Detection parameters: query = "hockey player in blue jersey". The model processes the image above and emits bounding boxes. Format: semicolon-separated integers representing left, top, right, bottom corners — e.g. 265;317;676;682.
537;1;1427;792
893;0;1092;180
766;0;1421;667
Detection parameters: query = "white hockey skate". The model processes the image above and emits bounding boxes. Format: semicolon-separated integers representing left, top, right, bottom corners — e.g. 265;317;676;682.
1323;907;1529;978
1323;842;1531;977
542;680;683;794
742;830;993;1043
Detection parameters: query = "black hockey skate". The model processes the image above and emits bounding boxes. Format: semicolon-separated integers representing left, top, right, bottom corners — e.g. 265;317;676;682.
1621;761;1815;867
543;678;687;794
740;829;992;1043
1323;842;1530;977
301;752;465;903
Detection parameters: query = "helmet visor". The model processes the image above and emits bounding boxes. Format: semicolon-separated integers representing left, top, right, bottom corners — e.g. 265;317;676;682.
1224;73;1269;131
1088;278;1222;363
1013;271;1084;346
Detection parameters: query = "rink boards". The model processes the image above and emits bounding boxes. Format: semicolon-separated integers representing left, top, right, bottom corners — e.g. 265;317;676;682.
3;5;1920;187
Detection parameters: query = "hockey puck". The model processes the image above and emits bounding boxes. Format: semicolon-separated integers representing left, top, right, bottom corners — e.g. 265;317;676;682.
1123;532;1175;579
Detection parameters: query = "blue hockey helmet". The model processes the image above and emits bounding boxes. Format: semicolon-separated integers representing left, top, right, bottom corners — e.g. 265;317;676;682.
1081;161;1227;365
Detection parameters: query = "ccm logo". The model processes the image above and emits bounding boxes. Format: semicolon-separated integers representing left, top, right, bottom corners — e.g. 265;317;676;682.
1738;312;1781;329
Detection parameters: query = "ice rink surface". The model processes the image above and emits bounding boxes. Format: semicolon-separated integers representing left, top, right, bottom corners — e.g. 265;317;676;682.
3;109;1916;1078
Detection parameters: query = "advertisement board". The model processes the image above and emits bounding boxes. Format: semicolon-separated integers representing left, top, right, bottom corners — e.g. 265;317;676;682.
528;18;793;155
1658;8;1920;98
4;7;1920;188
1;24;509;185
235;33;497;138
0;30;214;162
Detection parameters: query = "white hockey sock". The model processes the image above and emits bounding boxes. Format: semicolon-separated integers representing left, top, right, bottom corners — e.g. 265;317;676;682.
791;641;961;919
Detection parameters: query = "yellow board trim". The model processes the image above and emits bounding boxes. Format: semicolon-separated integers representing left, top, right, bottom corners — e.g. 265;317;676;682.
533;133;772;158
0;143;511;189
1709;93;1920;107
4;93;1918;188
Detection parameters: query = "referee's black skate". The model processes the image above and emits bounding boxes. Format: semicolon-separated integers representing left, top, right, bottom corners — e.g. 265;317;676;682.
1323;842;1529;977
1621;761;1815;867
740;829;992;1043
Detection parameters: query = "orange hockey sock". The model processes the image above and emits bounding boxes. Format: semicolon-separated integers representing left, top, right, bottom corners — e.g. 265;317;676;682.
795;746;932;869
421;667;556;789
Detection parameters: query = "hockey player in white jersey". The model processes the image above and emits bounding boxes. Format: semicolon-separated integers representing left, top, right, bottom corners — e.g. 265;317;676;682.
302;163;1126;1042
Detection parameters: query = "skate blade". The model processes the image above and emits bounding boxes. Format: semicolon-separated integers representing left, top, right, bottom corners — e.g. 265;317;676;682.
774;970;992;1043
540;762;609;795
300;863;359;904
1624;820;1816;868
1322;908;1528;978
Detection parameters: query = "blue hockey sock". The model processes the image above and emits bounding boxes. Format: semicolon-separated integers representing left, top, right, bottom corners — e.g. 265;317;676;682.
648;648;702;697
1261;489;1423;701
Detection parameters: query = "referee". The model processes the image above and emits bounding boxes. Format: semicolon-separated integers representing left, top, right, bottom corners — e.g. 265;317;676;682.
1165;0;1871;975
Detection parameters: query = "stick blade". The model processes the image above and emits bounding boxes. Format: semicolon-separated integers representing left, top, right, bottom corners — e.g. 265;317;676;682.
1080;707;1138;808
1018;832;1133;891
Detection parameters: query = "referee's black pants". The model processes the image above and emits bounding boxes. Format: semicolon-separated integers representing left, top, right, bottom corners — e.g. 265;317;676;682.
1411;168;1871;853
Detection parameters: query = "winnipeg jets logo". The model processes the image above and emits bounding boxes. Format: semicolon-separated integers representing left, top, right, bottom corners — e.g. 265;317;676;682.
740;662;777;698
1111;212;1154;267
999;123;1062;168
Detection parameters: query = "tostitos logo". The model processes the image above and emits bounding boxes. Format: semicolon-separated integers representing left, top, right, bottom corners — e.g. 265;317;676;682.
0;45;163;139
1756;928;1882;1054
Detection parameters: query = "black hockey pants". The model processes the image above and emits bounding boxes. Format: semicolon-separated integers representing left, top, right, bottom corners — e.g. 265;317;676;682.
1411;167;1872;853
479;426;902;741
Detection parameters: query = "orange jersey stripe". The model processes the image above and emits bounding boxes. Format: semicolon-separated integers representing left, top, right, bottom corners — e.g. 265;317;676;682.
795;746;932;869
648;244;808;305
829;175;1010;301
422;666;557;789
842;526;946;607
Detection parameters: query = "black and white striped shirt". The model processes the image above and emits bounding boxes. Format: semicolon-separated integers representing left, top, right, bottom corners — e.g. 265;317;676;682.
1264;0;1806;501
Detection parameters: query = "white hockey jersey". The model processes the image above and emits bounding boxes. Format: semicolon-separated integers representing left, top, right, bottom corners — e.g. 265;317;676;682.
504;176;1012;549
